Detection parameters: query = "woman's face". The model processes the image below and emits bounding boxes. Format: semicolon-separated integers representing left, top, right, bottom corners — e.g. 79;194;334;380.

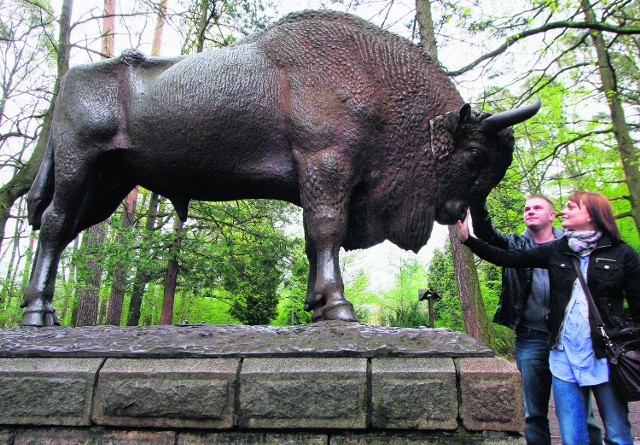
560;200;596;231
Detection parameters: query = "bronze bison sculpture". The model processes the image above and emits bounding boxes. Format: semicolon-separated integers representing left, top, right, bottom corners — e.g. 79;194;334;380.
23;11;540;326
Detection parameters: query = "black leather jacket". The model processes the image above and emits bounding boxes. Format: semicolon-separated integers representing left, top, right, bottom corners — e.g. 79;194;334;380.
463;234;640;358
470;205;564;330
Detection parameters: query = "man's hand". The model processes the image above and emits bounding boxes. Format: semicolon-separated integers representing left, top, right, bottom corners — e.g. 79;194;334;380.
457;211;470;242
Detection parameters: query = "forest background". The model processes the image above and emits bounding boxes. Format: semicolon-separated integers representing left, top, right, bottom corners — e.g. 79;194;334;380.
1;0;638;356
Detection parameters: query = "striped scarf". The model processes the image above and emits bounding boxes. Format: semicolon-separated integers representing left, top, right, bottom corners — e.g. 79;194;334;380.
565;230;602;257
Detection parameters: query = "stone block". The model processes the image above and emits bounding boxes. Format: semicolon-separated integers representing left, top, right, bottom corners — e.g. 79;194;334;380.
93;358;239;429
179;432;328;444
459;357;524;432
371;358;457;430
0;358;103;426
0;430;12;445
330;431;525;444
13;428;175;445
238;357;367;429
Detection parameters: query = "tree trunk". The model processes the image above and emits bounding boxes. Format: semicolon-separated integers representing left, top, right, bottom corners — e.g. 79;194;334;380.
98;0;132;326
74;0;115;326
160;216;183;325
74;224;107;326
125;4;167;326
105;191;137;325
21;231;37;293
159;0;194;325
1;198;26;302
101;0;116;57
151;0;168;57
197;0;208;53
580;0;640;233
415;0;491;345
415;0;438;59
0;0;73;248
449;225;492;344
59;236;79;321
127;192;160;326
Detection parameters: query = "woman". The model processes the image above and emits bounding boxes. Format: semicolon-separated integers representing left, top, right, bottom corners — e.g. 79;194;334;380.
458;191;640;445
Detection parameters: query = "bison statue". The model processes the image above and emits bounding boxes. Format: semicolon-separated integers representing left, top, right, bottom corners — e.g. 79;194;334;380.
22;10;540;326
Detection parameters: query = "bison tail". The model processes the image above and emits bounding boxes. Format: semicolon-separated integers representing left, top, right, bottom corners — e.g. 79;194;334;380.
27;130;55;230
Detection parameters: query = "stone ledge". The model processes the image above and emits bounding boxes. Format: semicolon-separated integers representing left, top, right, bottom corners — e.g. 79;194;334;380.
0;325;522;444
0;356;523;434
0;322;493;358
0;428;526;445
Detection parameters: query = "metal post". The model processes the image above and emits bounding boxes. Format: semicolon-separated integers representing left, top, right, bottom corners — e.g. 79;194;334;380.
418;288;441;328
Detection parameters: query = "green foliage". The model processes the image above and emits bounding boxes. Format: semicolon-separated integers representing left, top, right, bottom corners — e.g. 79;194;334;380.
0;283;23;327
427;243;464;331
271;239;311;325
379;258;431;328
175;0;274;53
345;268;379;324
142;199;304;326
41;196;307;327
478;260;515;357
427;242;516;357
337;252;382;324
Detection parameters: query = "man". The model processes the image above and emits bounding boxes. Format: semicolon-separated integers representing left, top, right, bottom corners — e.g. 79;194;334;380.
471;195;602;445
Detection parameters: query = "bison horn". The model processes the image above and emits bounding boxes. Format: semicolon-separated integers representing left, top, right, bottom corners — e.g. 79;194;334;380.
482;97;541;132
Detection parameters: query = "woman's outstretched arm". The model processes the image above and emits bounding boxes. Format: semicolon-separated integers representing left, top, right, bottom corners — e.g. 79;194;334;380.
456;214;550;269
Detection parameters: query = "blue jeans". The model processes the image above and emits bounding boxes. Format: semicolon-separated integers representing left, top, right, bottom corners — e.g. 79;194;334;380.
553;375;632;445
516;329;602;445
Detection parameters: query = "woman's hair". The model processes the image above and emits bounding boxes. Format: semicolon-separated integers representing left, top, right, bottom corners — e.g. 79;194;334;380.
568;191;620;243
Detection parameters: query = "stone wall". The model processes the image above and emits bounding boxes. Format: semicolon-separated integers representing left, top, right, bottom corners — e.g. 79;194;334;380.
0;322;525;444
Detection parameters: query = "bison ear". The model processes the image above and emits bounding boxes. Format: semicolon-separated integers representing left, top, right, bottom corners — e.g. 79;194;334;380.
459;103;472;122
429;113;456;161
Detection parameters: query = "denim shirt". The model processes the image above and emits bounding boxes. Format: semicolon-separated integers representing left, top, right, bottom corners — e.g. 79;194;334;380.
549;255;609;386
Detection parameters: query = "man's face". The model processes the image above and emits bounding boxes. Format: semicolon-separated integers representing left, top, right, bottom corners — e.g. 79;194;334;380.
523;198;556;230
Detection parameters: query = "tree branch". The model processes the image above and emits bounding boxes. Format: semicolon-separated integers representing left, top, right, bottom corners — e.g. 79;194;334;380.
448;20;640;76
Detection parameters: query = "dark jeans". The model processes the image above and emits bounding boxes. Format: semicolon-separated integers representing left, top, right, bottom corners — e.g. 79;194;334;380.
516;328;603;445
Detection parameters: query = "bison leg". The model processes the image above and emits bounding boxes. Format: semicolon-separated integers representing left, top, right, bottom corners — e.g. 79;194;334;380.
22;164;133;326
303;229;323;320
22;192;81;326
297;149;358;323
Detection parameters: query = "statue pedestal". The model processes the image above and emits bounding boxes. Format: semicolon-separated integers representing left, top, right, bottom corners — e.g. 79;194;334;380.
0;322;524;444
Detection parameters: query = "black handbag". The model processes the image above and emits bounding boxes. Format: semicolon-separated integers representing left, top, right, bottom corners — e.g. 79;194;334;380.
572;257;640;401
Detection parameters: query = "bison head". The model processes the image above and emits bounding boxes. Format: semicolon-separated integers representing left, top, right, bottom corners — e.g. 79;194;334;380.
431;98;541;225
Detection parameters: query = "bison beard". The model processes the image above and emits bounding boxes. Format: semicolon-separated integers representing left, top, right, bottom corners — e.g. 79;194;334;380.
22;10;540;327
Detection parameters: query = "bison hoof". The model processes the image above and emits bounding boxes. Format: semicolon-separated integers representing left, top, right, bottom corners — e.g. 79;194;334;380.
21;305;60;327
321;299;359;322
304;292;324;312
311;306;325;322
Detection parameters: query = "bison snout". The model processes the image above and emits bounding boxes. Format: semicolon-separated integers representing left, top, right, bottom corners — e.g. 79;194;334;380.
436;200;469;225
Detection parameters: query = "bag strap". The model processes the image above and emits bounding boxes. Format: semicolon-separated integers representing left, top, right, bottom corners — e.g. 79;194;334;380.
571;256;609;341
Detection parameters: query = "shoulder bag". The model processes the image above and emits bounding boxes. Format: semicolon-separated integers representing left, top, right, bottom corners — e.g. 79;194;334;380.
572;257;640;401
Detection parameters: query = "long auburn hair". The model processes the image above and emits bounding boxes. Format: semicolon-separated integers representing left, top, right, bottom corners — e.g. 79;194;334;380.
568;191;620;244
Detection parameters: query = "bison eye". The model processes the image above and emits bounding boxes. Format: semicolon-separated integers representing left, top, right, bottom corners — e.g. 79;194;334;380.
465;148;483;166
